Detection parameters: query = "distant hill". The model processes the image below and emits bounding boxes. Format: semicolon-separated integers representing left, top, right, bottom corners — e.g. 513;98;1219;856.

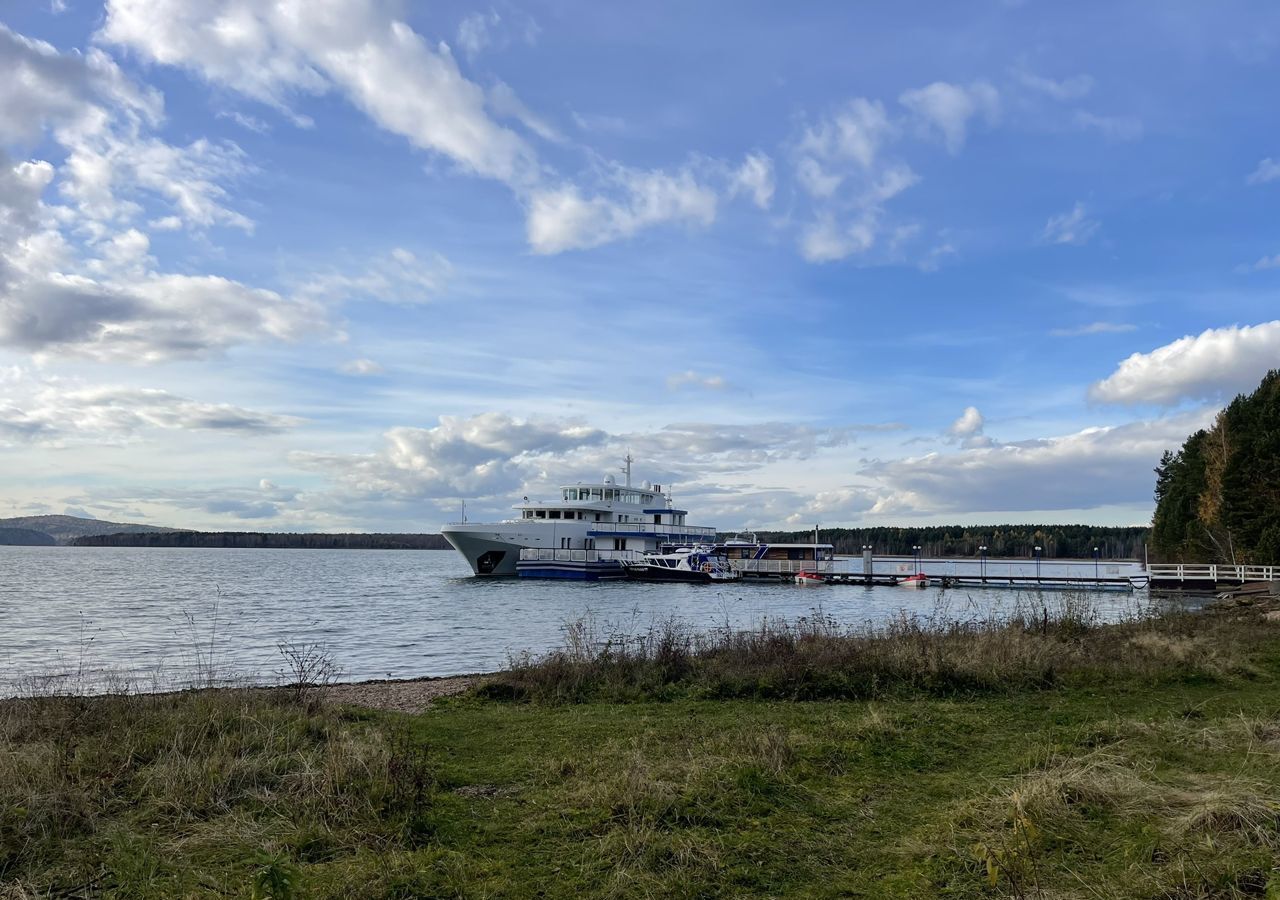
0;515;179;546
0;527;58;546
72;532;451;550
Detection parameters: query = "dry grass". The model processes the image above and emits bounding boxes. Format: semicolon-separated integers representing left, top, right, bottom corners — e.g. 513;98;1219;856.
0;688;435;895
484;596;1265;704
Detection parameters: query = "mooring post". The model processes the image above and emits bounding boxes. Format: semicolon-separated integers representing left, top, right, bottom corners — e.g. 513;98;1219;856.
862;545;873;584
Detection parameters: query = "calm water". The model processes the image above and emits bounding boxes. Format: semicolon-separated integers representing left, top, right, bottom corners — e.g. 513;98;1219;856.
0;547;1179;694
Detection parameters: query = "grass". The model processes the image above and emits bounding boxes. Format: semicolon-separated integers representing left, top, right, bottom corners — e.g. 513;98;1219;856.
2;596;1279;898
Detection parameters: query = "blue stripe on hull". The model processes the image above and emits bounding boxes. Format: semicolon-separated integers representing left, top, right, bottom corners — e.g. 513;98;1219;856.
516;561;628;581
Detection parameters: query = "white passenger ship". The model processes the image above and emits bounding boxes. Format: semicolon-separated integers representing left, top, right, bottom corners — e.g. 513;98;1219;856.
440;457;719;579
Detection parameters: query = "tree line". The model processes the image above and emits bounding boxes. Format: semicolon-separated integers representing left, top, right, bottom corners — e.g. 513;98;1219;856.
1152;369;1280;564
737;525;1150;560
72;532;453;550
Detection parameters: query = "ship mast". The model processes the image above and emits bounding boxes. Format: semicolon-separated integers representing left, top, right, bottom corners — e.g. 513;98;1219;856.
621;453;633;488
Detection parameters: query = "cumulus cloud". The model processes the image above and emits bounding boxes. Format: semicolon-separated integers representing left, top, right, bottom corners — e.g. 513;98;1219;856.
729;153;774;209
1041;202;1099;246
526;166;718;254
945;405;996;450
0;382;299;446
863;411;1211;514
1;267;327;362
1089;320;1280;406
1250;252;1280;271
899;81;1000;154
790;98;922;263
1247;157;1280;185
292;413;609;500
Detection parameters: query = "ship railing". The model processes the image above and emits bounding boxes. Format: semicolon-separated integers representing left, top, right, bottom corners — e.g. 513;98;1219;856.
586;523;717;538
518;548;648;563
1147;563;1279;582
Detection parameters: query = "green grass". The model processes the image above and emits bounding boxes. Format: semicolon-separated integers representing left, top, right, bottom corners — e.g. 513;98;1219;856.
3;604;1280;898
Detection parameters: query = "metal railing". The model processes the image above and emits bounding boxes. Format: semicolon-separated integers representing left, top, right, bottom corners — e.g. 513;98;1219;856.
1147;564;1279;582
518;548;647;563
584;522;716;538
731;559;836;575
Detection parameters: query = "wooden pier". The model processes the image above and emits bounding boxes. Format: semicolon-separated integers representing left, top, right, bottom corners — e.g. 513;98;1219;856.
730;555;1147;590
1147;564;1280;591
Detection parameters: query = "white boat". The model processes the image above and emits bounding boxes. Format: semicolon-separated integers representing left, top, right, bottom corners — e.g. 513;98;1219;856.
898;573;929;589
440;457;719;579
626;546;740;583
794;570;826;586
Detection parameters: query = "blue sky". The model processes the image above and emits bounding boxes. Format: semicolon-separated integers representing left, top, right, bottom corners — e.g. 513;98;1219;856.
1;0;1278;532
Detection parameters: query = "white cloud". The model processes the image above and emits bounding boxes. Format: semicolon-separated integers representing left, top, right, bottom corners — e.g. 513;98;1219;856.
1051;321;1138;337
486;81;564;144
666;370;727;391
863;411;1211;514
1041;202;1099;246
0;23;160;144
800;212;878;263
100;0;538;186
946;405;995;449
298;247;451;305
948;405;984;438
292;413;609;500
1016;70;1094;101
339;358;383;376
898;81;999;154
1250;252;1280;271
1247;157;1280;185
0;381;299;446
791;98;922;263
1;266;329;363
456;10;501;59
729;153;774;209
1090;320;1280;406
797;98;893;178
1072;110;1142;142
526;166;718;254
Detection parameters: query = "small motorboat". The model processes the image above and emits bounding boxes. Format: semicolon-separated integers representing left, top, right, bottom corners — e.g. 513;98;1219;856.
794;570;826;586
898;573;929;588
626;546;740;583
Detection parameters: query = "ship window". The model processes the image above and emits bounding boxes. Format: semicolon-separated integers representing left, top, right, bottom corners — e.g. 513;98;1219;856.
535;510;546;518
549;510;561;519
523;510;532;518
591;489;602;500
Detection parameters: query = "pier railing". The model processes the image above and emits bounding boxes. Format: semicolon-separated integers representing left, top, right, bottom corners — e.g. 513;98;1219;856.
732;559;836;575
1147;563;1279;583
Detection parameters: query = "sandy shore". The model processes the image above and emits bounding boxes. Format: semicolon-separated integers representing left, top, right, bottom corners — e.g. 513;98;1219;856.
321;674;484;713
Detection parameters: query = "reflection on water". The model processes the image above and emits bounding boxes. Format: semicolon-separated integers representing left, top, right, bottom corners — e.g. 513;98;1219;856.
0;547;1206;693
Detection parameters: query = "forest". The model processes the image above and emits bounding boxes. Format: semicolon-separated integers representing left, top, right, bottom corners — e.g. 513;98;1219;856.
745;525;1150;560
71;532;452;550
1151;369;1280;564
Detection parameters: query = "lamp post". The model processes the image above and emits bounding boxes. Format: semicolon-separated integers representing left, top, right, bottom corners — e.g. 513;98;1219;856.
1034;545;1042;581
979;545;988;582
913;544;922;575
1093;546;1100;582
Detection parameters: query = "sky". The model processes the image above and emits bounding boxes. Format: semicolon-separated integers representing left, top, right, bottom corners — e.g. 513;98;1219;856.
1;0;1278;533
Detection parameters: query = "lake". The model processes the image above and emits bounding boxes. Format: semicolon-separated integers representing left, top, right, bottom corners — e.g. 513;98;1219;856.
0;546;1181;694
